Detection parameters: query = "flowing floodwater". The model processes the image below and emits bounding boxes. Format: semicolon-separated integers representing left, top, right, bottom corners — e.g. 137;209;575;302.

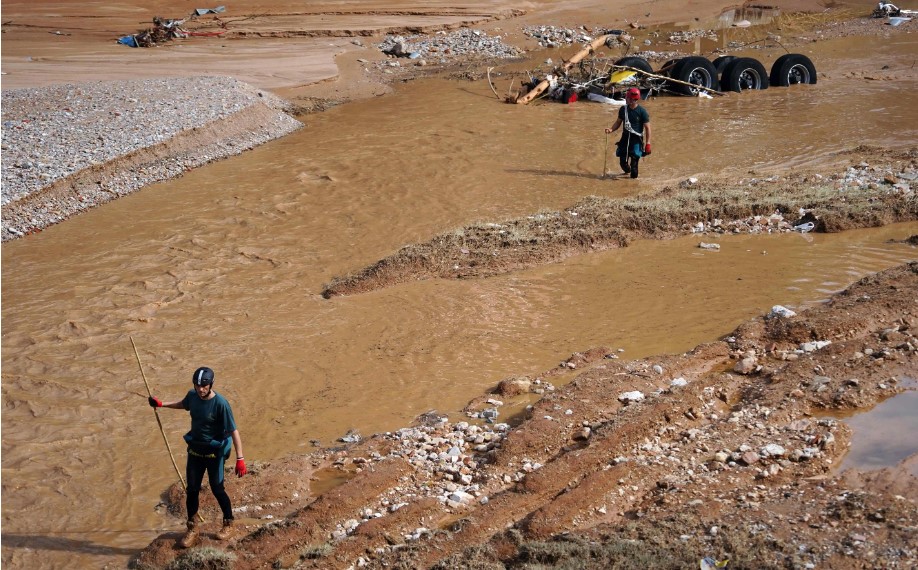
2;33;917;568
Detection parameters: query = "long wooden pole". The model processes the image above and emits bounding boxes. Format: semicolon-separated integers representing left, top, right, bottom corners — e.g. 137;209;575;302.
602;132;609;178
516;34;612;104
130;336;204;522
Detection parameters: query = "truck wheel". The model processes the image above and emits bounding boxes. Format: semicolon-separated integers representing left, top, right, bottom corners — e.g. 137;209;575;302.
721;57;769;92
769;54;817;86
657;58;680;75
614;56;653;74
712;55;736;76
670;56;719;95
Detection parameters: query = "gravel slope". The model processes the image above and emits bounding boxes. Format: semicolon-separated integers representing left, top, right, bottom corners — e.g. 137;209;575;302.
1;76;303;241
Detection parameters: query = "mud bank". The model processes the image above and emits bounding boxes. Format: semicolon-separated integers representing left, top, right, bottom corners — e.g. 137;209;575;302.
323;147;918;298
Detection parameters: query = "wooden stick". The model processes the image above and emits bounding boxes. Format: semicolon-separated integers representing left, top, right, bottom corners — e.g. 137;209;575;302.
486;67;500;100
130;336;204;522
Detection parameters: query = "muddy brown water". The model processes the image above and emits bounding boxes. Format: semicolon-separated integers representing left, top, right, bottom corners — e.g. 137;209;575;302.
836;384;918;475
2;33;918;568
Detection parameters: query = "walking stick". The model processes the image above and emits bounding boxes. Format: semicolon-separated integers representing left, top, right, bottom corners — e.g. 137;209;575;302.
602;132;609;179
130;336;204;523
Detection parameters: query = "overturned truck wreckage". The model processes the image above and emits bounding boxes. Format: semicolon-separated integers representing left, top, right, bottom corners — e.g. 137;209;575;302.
512;34;817;105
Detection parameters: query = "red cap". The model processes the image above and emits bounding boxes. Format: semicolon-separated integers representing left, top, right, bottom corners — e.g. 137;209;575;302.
626;87;641;99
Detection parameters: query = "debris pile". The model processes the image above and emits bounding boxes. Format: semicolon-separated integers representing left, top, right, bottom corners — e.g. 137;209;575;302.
667;29;718;44
871;2;914;17
118;17;189;48
117;7;227;48
328;418;514;541
522;25;598;47
378;29;521;64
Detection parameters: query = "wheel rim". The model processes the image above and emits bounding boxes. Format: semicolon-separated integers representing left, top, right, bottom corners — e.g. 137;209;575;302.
686;67;712;93
786;64;811;85
737;68;762;90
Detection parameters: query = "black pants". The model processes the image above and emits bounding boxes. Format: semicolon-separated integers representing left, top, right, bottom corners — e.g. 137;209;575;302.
618;140;641;179
186;451;233;521
620;154;640;178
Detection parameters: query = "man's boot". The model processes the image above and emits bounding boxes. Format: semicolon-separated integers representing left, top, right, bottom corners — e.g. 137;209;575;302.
215;518;235;541
179;520;198;548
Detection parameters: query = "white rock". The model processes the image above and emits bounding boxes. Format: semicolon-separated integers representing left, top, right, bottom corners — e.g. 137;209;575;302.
618;391;645;403
762;444;786;457
800;340;832;352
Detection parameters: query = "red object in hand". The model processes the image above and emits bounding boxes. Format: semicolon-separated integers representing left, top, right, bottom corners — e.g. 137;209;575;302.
644;143;652;156
235;459;247;477
148;396;162;408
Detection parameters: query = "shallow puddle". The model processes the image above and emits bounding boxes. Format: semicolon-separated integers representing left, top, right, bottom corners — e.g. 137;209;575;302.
836;381;918;474
310;467;357;497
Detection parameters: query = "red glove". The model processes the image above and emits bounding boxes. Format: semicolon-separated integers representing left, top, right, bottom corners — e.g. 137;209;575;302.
644;143;652;156
148;396;162;408
235;458;247;477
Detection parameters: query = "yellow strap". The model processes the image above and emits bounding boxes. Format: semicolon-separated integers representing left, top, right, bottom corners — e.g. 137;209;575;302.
188;448;218;459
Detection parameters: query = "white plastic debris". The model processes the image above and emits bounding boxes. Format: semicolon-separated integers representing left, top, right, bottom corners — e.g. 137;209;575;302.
618;391;645;403
587;92;626;106
768;305;797;318
800;340;832;352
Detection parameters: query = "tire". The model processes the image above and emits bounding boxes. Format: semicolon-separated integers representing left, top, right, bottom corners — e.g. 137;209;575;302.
657;58;680;75
670;56;719;96
614;56;653;74
712;55;736;76
721;57;769;92
769;53;817;86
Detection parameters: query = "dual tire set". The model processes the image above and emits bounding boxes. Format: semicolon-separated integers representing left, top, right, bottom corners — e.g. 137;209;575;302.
616;53;817;95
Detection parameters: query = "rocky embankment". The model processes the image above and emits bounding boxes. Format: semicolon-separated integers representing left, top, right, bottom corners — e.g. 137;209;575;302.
0;76;302;241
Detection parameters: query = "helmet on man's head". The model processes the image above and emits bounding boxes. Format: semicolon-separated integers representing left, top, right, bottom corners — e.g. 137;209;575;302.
192;366;215;386
626;87;641;100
